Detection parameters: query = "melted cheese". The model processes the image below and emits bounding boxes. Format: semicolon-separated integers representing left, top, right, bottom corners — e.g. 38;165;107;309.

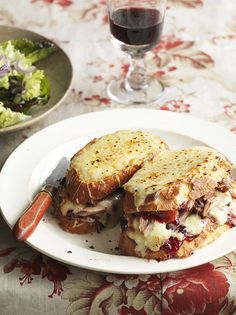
208;191;232;225
70;130;166;182
127;218;184;256
124;146;231;208
61;189;123;216
61;199;86;216
72;217;95;228
184;214;206;235
60;190;123;228
127;189;236;255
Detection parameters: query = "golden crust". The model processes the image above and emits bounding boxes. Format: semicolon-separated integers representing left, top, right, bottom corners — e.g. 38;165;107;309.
66;164;140;204
66;131;168;203
123;146;232;213
119;222;230;260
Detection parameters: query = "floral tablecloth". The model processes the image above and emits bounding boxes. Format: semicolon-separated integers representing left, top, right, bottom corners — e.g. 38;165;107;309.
1;0;236;314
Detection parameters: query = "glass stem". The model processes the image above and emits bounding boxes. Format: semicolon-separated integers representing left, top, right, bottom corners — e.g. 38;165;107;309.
125;54;148;91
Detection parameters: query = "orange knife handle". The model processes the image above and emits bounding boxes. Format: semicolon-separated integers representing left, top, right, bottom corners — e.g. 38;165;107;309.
13;185;54;241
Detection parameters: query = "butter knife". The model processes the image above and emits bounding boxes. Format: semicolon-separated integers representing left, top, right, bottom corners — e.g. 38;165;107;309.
13;157;69;241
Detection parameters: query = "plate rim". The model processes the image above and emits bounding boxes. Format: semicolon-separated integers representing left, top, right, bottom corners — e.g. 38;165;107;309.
1;108;236;274
0;25;73;134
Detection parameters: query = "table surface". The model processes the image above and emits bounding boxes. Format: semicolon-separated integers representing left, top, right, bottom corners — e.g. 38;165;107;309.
1;1;236;314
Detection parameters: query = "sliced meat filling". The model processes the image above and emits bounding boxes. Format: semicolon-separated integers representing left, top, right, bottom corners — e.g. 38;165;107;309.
57;187;124;229
124;179;236;256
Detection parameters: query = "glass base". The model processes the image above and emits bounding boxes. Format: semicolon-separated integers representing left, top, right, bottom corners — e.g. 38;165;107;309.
107;76;164;105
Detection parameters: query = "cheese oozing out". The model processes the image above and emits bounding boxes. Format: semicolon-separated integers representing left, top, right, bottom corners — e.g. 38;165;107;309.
127;217;184;256
208;191;236;225
184;214;207;235
60;189;124;227
127;189;236;256
61;199;87;216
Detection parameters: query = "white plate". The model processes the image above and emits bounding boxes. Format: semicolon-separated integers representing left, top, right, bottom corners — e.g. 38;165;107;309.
1;109;236;274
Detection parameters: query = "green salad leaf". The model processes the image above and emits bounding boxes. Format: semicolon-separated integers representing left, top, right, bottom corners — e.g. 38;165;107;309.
0;41;30;68
0;102;30;128
22;70;46;101
0;75;10;90
10;38;56;64
11;38;40;55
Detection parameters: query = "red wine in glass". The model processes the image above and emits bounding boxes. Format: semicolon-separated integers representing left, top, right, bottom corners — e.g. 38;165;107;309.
107;0;166;105
109;7;163;53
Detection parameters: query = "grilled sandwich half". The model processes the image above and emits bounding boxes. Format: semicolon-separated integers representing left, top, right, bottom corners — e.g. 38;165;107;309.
120;146;236;260
54;130;168;234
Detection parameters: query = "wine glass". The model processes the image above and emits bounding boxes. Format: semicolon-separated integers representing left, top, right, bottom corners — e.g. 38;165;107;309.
107;0;167;105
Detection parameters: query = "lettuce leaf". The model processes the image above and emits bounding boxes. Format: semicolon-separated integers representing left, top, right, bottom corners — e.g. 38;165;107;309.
0;75;10;89
22;70;50;101
10;38;56;64
0;102;30;128
0;41;30;67
10;38;40;55
40;75;50;97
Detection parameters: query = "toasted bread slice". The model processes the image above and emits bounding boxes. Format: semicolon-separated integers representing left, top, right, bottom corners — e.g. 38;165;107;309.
123;146;232;213
119;222;230;260
66;130;168;204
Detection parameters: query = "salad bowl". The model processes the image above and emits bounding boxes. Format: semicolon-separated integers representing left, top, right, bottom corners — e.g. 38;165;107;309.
0;25;73;134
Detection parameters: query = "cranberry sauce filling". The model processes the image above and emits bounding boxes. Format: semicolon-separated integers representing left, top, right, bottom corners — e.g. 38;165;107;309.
160;227;196;254
160;223;196;254
121;211;196;255
122;201;202;254
160;237;183;253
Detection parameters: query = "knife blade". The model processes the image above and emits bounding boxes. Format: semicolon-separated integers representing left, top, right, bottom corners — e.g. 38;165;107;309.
13;157;69;241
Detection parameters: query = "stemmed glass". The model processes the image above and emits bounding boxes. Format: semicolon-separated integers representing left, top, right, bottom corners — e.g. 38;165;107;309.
107;0;167;105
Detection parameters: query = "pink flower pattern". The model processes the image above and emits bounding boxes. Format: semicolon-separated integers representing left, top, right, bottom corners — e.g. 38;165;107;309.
1;248;71;298
160;99;191;113
162;263;230;315
1;244;234;314
31;0;73;7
